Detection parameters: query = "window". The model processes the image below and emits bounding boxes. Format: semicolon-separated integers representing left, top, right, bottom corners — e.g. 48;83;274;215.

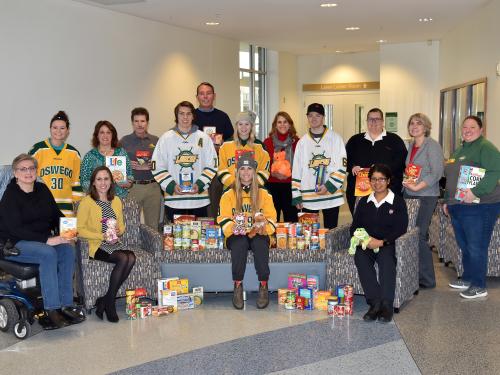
439;78;486;158
239;43;267;139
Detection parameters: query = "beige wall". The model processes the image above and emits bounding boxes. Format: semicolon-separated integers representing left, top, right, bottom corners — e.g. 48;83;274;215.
278;52;300;134
380;42;440;140
0;0;239;164
439;0;500;146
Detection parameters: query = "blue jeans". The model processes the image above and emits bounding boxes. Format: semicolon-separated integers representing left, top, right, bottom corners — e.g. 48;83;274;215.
7;241;75;310
448;203;500;288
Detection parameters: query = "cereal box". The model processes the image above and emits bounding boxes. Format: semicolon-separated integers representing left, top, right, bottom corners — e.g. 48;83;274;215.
167;278;189;294
276;227;288;249
192;286;204;305
173;215;196;224
159;289;178;311
288;273;307;289
354;168;372;196
319;229;328;250
60;217;77;240
313;290;332;311
177;294;195;310
298;288;314;310
105;156;127;183
306;275;320;291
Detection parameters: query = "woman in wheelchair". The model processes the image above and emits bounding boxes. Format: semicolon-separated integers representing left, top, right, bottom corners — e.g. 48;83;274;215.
77;166;133;323
351;163;408;323
0;154;85;329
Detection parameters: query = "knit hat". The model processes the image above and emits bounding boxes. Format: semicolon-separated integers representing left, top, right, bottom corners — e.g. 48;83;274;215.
307;103;325;116
236;152;258;170
234;110;257;126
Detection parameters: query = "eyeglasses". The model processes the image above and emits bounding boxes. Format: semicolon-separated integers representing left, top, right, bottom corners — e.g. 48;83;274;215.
16;167;36;173
370;177;387;183
367;118;383;124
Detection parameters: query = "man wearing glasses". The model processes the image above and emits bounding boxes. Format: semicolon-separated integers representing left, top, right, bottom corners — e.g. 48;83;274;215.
345;108;407;214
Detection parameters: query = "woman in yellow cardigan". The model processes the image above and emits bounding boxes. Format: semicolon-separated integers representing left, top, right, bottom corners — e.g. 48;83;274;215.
77;166;132;323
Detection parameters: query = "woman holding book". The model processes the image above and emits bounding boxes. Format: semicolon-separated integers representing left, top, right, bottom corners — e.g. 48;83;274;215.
217;153;277;310
443;115;500;299
80;120;133;199
77;166;132;322
218;110;270;189
402;113;444;288
263;111;299;222
352;164;408;323
0;154;85;329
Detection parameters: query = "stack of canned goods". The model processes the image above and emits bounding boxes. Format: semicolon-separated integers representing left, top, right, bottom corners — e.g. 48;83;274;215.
328;284;354;318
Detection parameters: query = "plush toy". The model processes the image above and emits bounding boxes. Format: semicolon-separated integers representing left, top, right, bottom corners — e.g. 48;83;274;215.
103;218;119;243
348;228;379;255
248;212;267;238
232;212;247;236
271;151;292;178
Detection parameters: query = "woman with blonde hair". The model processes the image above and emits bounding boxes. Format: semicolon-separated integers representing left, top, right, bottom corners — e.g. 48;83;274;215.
217;153;276;310
402;113;444;288
218;110;270;189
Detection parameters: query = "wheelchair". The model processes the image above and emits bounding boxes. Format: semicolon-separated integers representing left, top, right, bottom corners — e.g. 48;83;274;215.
0;258;43;339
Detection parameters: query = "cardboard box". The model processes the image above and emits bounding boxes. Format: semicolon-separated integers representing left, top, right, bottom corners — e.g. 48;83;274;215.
192;286;204;305
106;155;127;183
60;217;77;240
159;290;178;311
177;294;195;310
167;278;189;295
288;273;307;289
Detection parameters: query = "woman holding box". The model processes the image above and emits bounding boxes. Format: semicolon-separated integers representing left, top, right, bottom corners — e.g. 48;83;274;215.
0;154;85;329
77;166;133;322
80;120;133;199
443;116;500;299
217;153;277;310
352;164;408;323
402;113;444;288
218;110;270;189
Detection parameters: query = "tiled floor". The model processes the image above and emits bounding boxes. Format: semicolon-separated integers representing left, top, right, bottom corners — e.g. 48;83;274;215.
2;224;500;375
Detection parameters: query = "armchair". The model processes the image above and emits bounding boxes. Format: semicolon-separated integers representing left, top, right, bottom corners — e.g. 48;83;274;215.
76;198;162;310
326;198;420;311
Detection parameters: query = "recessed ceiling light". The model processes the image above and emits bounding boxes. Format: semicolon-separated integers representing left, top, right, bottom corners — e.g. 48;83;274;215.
335;50;343;53
377;39;387;43
320;3;338;7
345;26;360;31
205;22;220;26
418;18;433;22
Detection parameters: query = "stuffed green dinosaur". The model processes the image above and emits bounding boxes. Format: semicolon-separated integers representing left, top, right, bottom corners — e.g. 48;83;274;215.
348;228;379;255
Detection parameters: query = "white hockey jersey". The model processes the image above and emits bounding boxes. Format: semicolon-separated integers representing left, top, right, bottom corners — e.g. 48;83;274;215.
291;128;347;210
152;128;217;209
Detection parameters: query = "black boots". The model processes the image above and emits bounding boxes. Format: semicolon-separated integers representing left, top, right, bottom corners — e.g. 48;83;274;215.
42;309;70;330
363;302;381;322
378;301;394;323
60;306;86;324
232;282;244;310
95;296;119;322
256;283;269;309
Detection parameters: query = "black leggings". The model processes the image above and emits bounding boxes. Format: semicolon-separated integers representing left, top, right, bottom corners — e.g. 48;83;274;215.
94;249;136;303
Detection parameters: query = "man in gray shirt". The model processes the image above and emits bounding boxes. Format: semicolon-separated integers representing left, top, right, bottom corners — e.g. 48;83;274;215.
120;107;162;230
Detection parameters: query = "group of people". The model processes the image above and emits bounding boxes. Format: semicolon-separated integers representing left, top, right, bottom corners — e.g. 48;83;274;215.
0;80;498;327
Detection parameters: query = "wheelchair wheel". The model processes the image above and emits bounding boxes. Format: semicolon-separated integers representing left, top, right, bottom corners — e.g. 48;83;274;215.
13;320;31;340
0;299;19;333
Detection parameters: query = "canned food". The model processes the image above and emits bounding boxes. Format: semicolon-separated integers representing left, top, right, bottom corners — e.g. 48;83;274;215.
285;291;296;310
327;297;338;316
334;303;345;317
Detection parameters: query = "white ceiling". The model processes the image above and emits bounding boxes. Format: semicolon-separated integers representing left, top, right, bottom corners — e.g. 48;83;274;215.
74;0;491;55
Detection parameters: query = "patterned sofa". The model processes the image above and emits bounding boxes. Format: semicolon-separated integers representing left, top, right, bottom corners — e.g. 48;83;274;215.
76;198;162;310
325;198;420;311
429;200;449;261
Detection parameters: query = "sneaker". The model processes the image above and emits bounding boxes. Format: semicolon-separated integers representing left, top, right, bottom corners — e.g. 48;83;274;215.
449;279;471;290
460;286;488;299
